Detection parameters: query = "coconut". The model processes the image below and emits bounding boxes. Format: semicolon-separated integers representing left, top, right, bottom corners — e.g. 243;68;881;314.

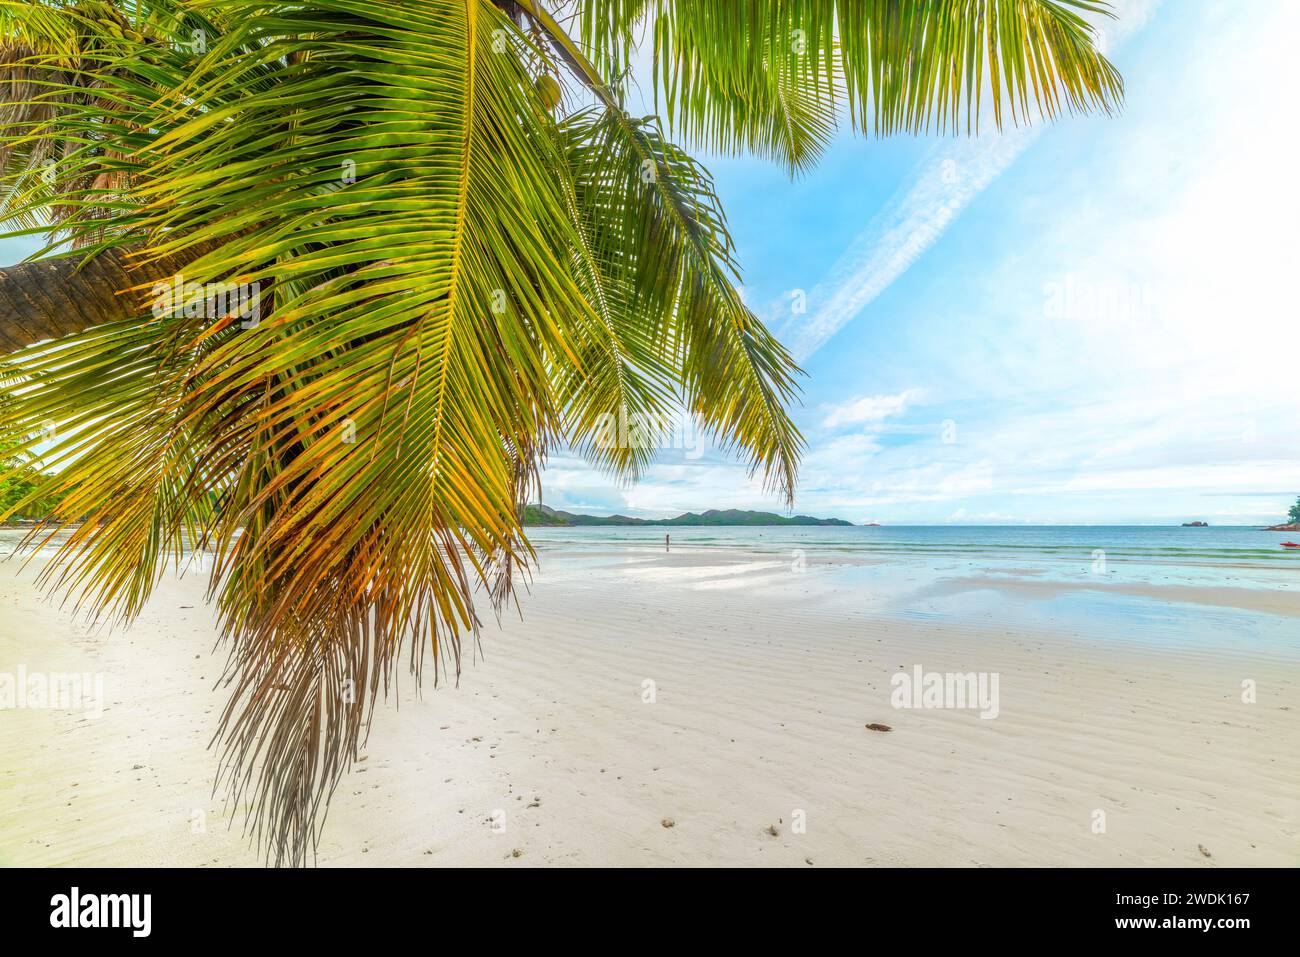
536;74;562;111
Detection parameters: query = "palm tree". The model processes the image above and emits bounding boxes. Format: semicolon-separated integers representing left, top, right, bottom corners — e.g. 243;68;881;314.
0;0;1123;863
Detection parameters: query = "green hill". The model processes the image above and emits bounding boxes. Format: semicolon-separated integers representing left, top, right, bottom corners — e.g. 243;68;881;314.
522;504;852;527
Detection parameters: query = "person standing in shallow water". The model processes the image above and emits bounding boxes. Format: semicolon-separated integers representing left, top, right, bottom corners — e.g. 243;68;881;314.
665;534;670;552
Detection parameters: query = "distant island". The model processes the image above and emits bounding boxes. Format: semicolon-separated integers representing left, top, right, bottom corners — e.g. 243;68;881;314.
1268;497;1300;531
1181;521;1208;527
523;505;853;527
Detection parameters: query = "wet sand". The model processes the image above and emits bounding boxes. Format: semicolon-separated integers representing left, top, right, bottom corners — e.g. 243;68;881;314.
2;543;1297;867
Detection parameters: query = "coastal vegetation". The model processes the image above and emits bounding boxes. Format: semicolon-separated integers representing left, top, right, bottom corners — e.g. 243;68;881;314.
1264;496;1300;531
523;504;851;526
0;395;63;521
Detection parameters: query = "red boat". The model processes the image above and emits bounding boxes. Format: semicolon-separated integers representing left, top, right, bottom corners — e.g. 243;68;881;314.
1282;542;1300;549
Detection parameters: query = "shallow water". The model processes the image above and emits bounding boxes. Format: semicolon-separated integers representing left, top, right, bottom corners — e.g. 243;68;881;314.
6;524;1296;651
528;524;1300;580
528;525;1300;653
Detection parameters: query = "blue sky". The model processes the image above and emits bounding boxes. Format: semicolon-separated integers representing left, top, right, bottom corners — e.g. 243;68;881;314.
543;0;1300;525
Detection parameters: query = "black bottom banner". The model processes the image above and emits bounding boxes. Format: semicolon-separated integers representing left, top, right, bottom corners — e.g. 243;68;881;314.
0;866;1286;943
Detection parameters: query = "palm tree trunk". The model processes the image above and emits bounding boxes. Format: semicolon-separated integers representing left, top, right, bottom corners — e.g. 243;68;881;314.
0;240;226;353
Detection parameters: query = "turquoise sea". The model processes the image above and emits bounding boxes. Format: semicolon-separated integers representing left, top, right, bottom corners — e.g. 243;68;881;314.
3;525;1296;646
527;525;1300;652
527;524;1299;573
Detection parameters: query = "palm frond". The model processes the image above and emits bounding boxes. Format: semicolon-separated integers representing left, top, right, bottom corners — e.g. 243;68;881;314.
568;0;1124;172
559;106;804;498
3;0;599;864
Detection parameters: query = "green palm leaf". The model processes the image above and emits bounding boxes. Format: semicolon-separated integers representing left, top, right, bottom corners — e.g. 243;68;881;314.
576;0;1124;171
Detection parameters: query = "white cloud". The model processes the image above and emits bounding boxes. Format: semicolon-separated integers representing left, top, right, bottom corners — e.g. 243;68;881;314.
820;389;923;428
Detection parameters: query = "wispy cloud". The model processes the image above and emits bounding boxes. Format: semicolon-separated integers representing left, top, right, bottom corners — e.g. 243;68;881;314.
780;131;1039;362
821;388;923;428
779;0;1161;363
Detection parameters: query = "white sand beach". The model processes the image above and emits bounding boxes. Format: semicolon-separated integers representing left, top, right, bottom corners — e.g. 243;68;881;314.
2;539;1298;867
